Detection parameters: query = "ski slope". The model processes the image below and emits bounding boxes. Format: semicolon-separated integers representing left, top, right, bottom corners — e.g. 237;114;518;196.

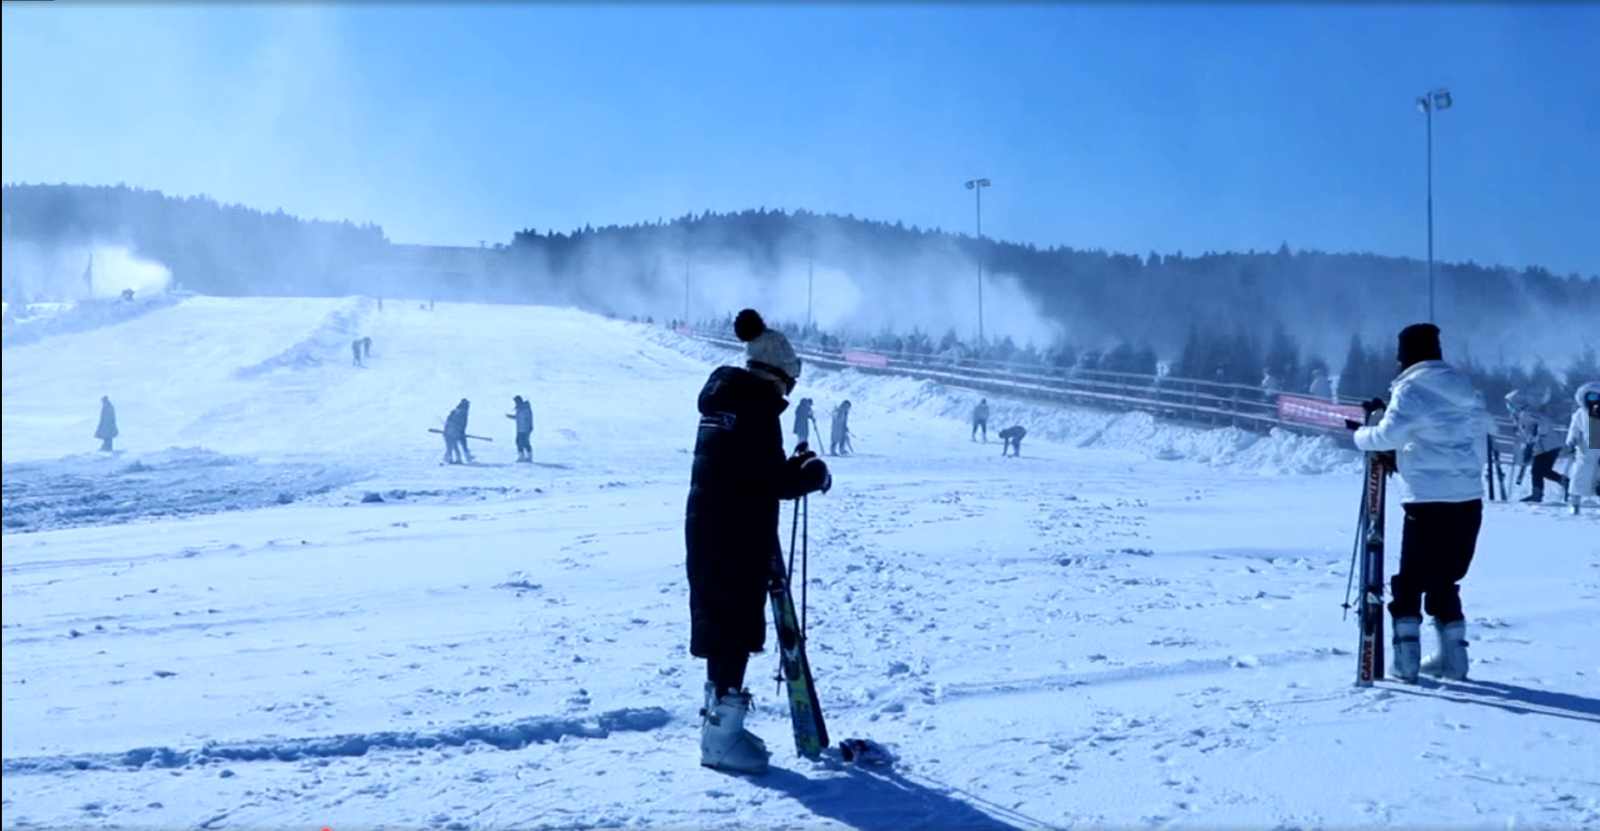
3;296;1598;830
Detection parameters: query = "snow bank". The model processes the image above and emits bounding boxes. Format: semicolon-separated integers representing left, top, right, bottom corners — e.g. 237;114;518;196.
1;292;191;350
640;326;1361;476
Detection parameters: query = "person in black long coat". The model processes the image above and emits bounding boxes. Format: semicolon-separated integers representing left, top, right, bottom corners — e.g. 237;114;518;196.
685;308;831;774
95;396;118;452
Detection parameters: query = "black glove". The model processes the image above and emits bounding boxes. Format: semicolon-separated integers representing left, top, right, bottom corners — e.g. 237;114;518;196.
1344;418;1362;431
787;451;832;495
1521;443;1534;464
1361;398;1386;416
1375;450;1397;475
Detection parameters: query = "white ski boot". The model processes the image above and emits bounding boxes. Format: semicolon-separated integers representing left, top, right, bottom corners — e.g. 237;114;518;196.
1420;620;1470;680
1391;616;1423;683
699;683;770;775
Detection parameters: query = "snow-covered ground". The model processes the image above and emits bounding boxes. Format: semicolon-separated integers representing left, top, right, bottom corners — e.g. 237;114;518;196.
3;297;1598;830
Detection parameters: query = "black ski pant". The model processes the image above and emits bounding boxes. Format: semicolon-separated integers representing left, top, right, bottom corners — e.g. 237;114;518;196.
1388;499;1482;625
1529;448;1568;496
972;418;987;441
515;430;532;459
706;652;750;700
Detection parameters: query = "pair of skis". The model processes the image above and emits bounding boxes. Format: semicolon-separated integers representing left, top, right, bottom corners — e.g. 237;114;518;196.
769;491;829;758
1351;407;1389;687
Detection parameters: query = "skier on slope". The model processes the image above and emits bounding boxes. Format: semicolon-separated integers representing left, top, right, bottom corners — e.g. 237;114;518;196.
1504;388;1569;503
999;424;1027;457
829;400;853;456
1565;382;1600;510
95;395;118;452
351;339;363;367
685;308;832;776
972;398;990;442
442;399;472;464
791;397;820;453
507;395;534;462
1346;323;1488;683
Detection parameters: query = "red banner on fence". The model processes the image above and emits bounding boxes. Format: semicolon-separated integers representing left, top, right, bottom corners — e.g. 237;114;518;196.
1276;393;1364;430
842;349;889;368
675;326;694;339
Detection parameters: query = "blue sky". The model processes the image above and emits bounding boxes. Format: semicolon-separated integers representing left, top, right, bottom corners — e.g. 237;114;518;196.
3;3;1596;276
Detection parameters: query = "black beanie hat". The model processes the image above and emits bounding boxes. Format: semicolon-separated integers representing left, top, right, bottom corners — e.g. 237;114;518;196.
1397;323;1442;368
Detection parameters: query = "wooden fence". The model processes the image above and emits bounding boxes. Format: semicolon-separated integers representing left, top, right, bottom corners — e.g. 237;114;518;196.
674;327;1523;446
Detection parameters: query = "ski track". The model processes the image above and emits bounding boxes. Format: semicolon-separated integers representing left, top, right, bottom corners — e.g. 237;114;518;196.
4;301;1600;829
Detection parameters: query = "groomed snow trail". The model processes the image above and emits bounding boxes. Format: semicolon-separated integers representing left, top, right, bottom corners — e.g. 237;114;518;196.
4;298;1598;830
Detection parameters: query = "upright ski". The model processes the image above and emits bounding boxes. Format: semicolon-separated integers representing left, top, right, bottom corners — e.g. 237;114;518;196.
768;502;828;758
1354;408;1389;687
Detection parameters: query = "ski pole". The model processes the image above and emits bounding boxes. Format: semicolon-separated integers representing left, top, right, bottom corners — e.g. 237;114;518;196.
801;494;810;635
1341;481;1368;621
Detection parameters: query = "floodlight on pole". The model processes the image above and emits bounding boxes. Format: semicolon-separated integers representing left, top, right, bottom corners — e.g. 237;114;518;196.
1416;87;1452;324
964;178;991;345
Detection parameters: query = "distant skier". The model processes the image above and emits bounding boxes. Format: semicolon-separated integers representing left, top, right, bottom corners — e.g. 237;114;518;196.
442;399;473;464
829;400;853;456
1308;367;1332;400
1261;369;1282;402
95;395;118;452
1566;382;1600;510
1346;323;1487;683
685;308;832;775
507;395;534;462
999;424;1026;457
351;339;363;367
792;397;820;451
1505;388;1569;503
120;288;134;302
362;336;372;359
972;398;990;442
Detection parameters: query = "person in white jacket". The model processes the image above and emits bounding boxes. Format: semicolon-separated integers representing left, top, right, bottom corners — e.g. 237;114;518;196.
1347;323;1486;684
1505;388;1570;503
1567;381;1600;509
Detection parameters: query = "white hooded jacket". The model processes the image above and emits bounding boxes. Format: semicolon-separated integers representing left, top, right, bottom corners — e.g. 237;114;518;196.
1567;382;1599;499
1354;360;1488;504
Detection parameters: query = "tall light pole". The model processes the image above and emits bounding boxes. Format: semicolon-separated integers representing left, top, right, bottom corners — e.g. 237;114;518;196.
964;177;991;344
683;258;690;325
807;257;814;332
1416;87;1452;324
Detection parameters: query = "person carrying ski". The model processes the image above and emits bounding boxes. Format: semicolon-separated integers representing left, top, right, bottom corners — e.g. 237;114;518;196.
792;397;820;452
972;398;990;442
999;424;1026;457
1505;388;1569;503
1347;323;1487;683
443;399;472;464
95;395;118;452
1566;382;1600;510
829;400;853;456
685;308;832;776
507;395;534;462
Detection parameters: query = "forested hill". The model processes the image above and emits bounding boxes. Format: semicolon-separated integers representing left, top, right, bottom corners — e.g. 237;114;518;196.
4;183;1595;365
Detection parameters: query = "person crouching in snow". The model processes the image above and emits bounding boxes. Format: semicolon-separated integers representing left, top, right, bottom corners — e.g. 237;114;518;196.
1345;323;1487;684
685;308;832;776
999;424;1026;457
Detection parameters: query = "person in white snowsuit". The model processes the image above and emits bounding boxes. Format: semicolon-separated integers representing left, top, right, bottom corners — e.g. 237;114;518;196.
1350;323;1486;684
1504;388;1569;503
1308;368;1333;401
1566;382;1600;509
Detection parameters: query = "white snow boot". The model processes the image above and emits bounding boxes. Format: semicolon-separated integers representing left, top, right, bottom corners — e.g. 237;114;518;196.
699;683;770;775
1421;620;1470;680
1390;616;1422;683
